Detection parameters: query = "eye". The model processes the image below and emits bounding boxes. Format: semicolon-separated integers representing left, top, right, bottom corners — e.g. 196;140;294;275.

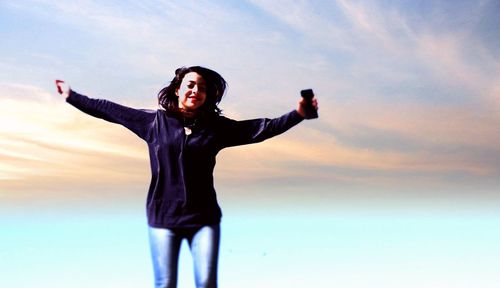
187;83;195;89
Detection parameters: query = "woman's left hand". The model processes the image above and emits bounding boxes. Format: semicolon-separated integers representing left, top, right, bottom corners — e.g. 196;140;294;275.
297;97;319;119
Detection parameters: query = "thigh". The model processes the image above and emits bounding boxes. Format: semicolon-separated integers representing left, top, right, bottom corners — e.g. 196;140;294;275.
148;227;183;288
188;225;220;288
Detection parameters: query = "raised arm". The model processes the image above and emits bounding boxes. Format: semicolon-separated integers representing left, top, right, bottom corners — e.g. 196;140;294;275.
218;94;319;148
218;110;302;148
55;80;156;142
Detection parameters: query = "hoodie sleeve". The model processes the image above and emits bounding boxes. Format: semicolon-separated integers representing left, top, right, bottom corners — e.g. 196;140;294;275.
218;110;304;148
66;90;156;142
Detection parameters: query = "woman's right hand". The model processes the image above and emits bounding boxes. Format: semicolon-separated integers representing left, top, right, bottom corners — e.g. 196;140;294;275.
55;80;70;98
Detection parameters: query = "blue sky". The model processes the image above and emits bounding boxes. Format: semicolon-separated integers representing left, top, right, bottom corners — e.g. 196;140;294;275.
1;0;499;199
1;1;500;287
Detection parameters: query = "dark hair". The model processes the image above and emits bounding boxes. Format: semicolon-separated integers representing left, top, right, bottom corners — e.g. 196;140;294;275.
158;66;227;116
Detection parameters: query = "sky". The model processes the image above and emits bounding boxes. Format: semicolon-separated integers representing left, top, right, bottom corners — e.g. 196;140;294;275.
1;1;500;287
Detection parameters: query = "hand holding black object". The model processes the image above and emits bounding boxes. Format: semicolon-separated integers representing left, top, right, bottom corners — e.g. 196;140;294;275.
298;89;318;119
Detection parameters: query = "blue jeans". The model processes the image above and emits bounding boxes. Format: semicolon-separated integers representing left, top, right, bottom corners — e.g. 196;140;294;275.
148;225;220;288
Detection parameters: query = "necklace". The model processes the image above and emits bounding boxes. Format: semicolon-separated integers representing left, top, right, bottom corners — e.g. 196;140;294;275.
183;117;198;136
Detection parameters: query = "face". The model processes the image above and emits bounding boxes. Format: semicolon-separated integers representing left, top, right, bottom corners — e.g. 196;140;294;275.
176;72;207;112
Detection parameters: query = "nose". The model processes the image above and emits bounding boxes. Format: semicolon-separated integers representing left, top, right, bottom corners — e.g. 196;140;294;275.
191;86;198;94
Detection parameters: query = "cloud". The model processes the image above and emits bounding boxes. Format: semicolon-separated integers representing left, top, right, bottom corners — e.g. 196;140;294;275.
1;0;498;200
247;0;500;173
0;83;149;194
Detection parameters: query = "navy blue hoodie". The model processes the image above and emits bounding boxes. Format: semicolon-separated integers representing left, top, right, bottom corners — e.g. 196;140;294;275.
67;90;304;228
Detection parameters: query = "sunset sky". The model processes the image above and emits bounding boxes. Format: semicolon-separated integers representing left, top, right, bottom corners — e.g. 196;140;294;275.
1;1;499;287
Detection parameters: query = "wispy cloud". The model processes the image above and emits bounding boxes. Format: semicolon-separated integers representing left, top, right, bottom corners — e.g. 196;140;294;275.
246;0;500;185
1;0;499;200
0;84;149;194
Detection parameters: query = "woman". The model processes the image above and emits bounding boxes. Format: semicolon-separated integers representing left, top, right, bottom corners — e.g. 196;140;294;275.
55;66;318;288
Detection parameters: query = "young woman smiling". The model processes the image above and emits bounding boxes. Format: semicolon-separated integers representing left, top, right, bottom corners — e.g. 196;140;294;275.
55;66;318;288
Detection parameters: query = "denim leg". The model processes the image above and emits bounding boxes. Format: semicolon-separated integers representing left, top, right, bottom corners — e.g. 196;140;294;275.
188;225;220;288
148;227;183;288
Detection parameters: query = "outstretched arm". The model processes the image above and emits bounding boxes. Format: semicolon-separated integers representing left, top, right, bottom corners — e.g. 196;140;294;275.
55;80;156;142
219;95;319;148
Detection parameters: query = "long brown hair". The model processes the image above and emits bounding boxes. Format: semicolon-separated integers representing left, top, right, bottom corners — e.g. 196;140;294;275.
158;66;227;116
